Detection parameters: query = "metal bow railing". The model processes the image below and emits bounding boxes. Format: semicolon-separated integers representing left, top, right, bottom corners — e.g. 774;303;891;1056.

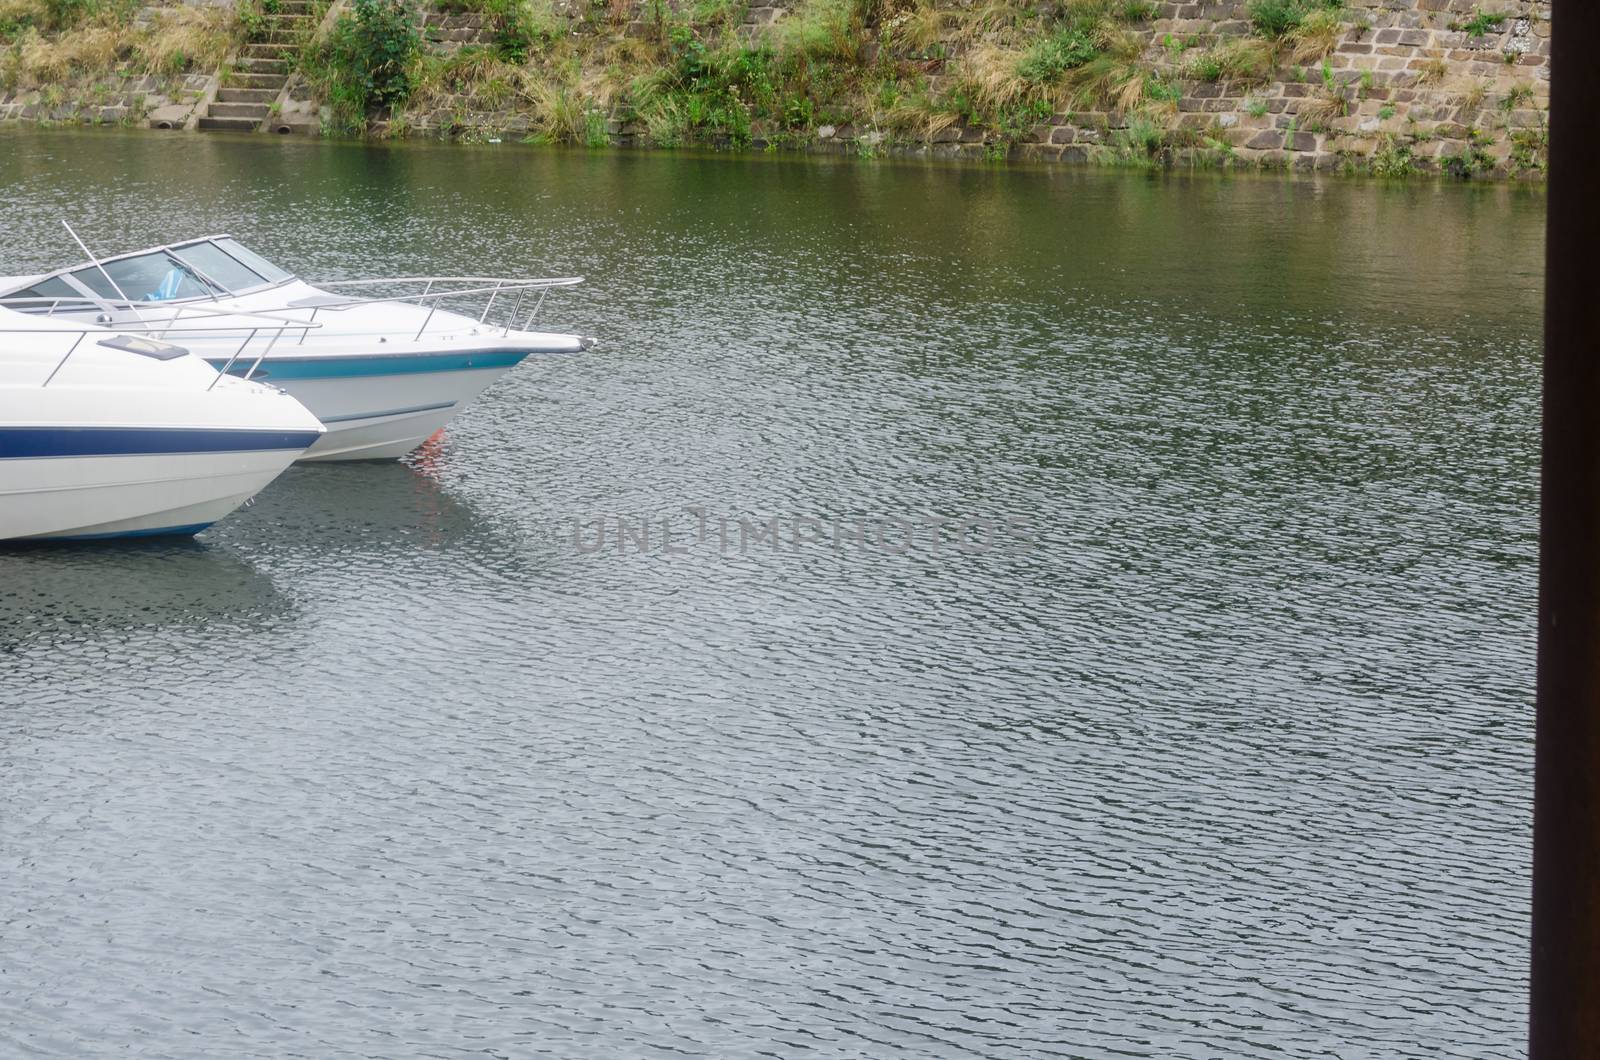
0;301;326;389
296;276;585;341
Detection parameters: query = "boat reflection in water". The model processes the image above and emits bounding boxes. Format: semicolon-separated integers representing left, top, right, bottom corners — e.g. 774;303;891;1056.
212;433;549;565
0;536;293;658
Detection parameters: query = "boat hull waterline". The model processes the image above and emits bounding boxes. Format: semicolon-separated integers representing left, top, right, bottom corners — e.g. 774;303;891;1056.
209;350;528;461
0;423;322;540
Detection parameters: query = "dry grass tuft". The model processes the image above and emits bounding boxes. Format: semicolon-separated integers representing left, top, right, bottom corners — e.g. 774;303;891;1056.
953;0;1030;44
1414;55;1448;85
2;3;232;90
1063;28;1142;111
9;21;128;85
1455;76;1490;112
889;0;955;51
528;77;592;141
1187;36;1276;84
136;6;231;76
881;94;959;138
1298;87;1347;126
957;41;1033;109
1286;7;1342;64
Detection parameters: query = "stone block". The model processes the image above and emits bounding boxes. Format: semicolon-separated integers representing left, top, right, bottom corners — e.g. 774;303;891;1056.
147;103;191;127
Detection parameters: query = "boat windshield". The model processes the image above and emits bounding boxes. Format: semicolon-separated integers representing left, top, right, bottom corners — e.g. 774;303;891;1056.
171;241;268;292
214;238;292;283
6;275;82;305
71;252;218;302
4;237;296;308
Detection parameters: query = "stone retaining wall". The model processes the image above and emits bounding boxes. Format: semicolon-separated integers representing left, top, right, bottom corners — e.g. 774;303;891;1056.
1127;0;1550;175
0;3;221;128
0;73;213;128
389;0;1550;177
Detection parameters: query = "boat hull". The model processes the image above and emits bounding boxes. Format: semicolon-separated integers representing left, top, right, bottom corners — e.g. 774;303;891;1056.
0;340;325;541
0;449;306;539
210;353;526;462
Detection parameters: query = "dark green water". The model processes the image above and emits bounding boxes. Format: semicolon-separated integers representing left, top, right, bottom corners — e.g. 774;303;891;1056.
0;127;1544;1058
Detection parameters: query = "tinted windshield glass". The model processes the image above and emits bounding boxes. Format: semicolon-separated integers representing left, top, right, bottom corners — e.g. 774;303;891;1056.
172;241;266;293
6;275;82;305
73;253;214;302
216;239;292;283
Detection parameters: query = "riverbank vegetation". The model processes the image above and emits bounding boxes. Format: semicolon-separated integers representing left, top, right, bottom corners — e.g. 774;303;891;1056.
298;0;1354;144
0;0;230;93
301;0;1179;144
272;0;1547;180
0;0;1552;180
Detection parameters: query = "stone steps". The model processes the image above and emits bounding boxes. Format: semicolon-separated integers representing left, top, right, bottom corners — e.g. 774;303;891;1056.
216;87;279;104
242;42;295;59
204;69;287;131
236;57;289;74
247;17;313;45
197;115;262;132
209;101;273;120
197;2;320;136
227;72;288;90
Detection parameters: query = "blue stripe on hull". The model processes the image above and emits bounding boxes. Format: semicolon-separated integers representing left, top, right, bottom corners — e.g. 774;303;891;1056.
48;521;215;541
0;427;320;459
211;349;529;381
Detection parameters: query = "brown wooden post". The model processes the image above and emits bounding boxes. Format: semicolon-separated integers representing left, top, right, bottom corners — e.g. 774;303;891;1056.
1531;1;1600;1054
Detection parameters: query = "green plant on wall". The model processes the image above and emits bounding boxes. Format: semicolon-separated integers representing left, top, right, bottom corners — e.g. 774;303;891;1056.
311;0;420;130
1450;11;1506;39
1247;0;1343;39
1369;134;1414;177
1509;120;1548;175
434;0;556;63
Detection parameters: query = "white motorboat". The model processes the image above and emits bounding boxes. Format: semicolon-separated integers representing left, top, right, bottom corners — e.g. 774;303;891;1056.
0;236;595;462
0;308;324;540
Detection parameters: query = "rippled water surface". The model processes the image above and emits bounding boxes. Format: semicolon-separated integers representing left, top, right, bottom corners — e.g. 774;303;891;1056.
0;128;1544;1058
